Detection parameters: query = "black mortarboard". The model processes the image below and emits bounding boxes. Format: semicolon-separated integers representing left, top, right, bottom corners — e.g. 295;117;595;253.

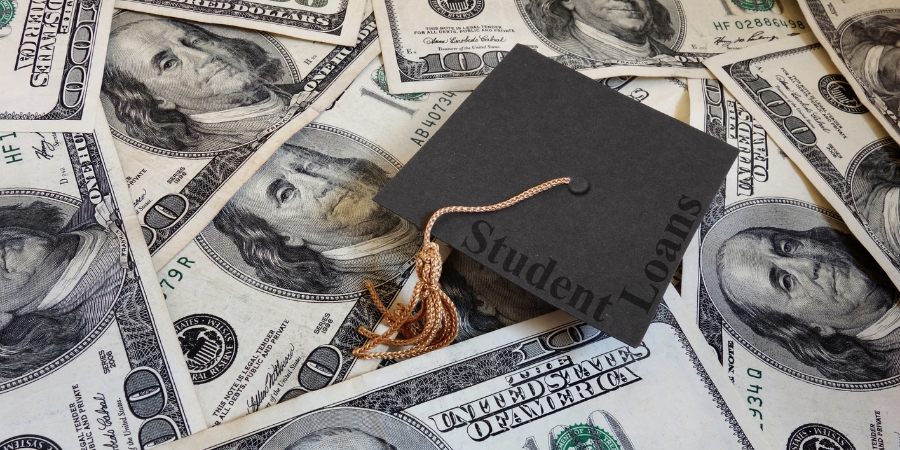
374;45;737;346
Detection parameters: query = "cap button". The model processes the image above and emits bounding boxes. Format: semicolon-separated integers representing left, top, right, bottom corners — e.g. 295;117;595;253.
568;177;590;195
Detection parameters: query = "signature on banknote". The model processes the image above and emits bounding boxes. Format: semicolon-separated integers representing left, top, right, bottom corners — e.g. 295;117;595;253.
713;31;781;50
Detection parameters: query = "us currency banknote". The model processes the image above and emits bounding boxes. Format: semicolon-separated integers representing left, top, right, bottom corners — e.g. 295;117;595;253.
0;0;114;132
156;58;469;426
115;0;366;45
705;34;900;290
371;0;808;94
156;290;773;450
682;78;900;450
797;0;900;150
101;10;380;269
0;116;207;447
154;67;694;426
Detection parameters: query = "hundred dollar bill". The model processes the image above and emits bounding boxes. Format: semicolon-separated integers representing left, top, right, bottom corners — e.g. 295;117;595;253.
705;34;900;291
101;10;379;269
0;115;207;447
797;0;900;150
115;0;366;45
155;67;694;426
156;58;469;426
158;290;773;450
682;78;900;450
0;0;114;132
371;0;808;94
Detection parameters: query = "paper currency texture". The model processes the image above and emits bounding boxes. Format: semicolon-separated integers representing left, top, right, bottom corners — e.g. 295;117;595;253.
372;0;808;93
706;34;900;293
682;78;900;450
114;0;367;45
798;0;900;150
157;289;772;450
0;117;206;447
157;58;468;425
102;10;380;269
0;0;114;132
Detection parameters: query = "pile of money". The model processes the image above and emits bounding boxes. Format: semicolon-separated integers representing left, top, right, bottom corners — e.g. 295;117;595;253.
1;0;897;448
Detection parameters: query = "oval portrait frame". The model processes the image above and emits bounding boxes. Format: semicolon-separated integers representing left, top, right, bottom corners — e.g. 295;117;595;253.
699;197;900;389
836;9;900;118
102;10;301;159
259;407;448;450
846;138;900;265
0;190;123;391
196;123;417;302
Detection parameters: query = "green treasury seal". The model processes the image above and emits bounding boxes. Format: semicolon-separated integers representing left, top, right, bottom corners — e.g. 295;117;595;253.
0;0;16;35
554;424;622;450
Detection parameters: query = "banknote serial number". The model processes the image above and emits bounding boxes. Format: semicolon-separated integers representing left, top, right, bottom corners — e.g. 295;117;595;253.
712;19;805;31
1;132;22;165
411;92;458;147
745;367;764;431
159;257;195;299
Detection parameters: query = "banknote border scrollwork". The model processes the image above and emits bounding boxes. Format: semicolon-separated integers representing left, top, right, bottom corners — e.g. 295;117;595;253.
667;303;752;450
211;317;611;450
801;0;838;46
119;0;349;35
0;0;106;121
143;19;379;256
92;132;195;435
696;78;730;360
393;411;452;449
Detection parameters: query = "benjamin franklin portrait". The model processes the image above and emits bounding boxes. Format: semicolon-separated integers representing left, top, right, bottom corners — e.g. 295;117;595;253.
841;13;900;122
102;12;304;154
850;141;900;260
703;203;900;383
205;127;419;295
525;0;679;61
0;198;126;382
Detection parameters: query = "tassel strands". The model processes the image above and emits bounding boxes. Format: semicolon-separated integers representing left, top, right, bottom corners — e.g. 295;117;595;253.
353;177;572;360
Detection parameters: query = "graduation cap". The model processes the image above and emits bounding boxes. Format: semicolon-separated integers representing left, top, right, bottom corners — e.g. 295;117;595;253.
369;45;737;348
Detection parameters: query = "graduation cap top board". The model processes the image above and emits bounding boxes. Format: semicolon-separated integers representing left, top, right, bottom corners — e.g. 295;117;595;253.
374;45;738;347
